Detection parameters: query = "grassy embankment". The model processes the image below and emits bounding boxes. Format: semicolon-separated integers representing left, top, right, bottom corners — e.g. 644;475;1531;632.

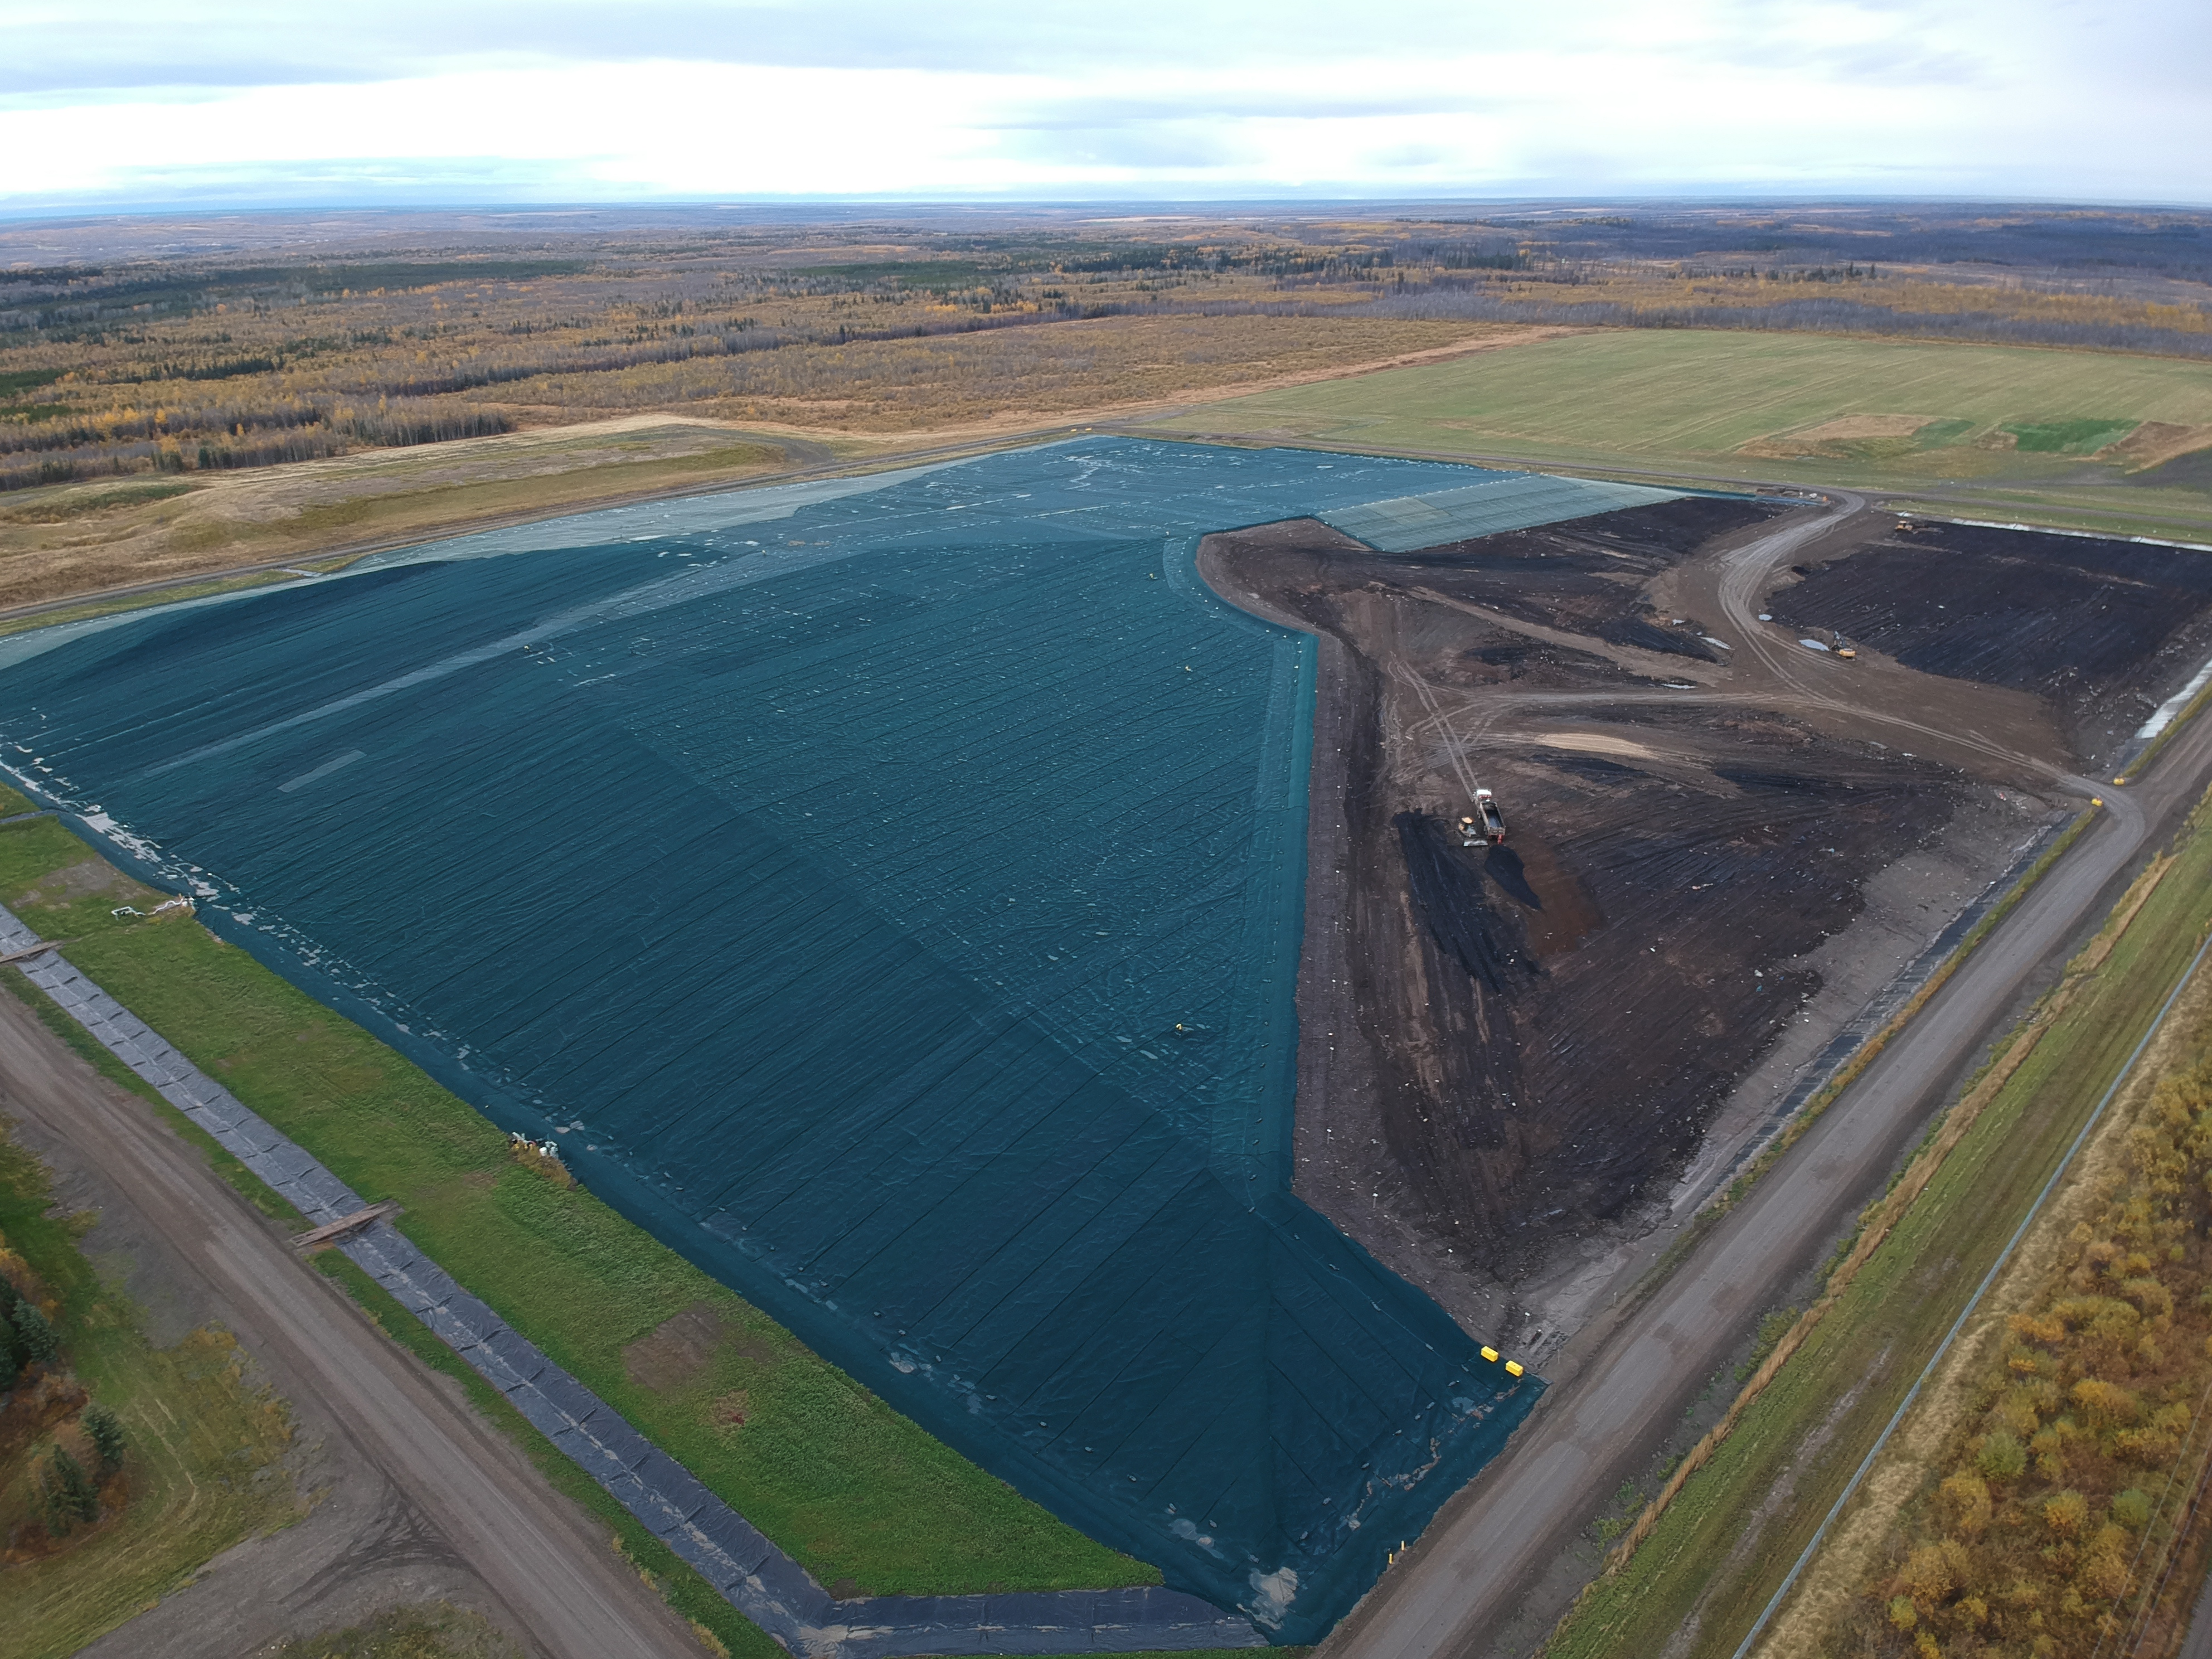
1541;785;2212;1659
0;816;1156;1617
0;1106;300;1659
1149;329;2212;541
0;422;813;623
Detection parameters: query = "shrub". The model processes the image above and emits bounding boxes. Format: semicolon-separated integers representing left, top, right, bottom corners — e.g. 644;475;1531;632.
1887;1594;1918;1630
1899;1541;1958;1603
2031;1425;2065;1481
2072;1379;2139;1430
2078;1524;2134;1599
2121;1277;2174;1320
1941;1471;1992;1536
2113;1426;2181;1464
1978;1431;2028;1480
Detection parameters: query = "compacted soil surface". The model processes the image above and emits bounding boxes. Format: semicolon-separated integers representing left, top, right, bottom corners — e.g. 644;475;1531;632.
1200;494;2201;1343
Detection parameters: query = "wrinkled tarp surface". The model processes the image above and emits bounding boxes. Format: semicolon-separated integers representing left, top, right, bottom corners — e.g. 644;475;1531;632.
0;439;1605;1641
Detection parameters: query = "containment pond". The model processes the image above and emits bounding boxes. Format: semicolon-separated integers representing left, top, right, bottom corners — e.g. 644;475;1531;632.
0;438;1648;1640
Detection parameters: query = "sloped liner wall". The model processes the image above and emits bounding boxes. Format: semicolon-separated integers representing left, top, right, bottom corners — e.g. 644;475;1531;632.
0;901;1263;1658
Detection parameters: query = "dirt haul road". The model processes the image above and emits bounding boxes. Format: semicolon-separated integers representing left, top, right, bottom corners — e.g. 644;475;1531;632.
1313;495;2212;1659
0;989;706;1659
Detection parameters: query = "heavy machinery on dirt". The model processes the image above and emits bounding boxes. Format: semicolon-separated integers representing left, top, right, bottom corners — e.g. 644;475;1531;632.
1459;788;1508;847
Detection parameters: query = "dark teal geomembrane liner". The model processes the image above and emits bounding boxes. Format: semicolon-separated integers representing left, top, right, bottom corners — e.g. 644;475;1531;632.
0;439;1614;1641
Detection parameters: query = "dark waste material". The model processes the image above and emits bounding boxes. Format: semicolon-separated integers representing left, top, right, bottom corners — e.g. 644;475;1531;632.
1405;495;1786;659
1772;520;2212;756
1596;614;1722;661
1202;504;1961;1279
0;438;1588;1644
1396;812;1536;994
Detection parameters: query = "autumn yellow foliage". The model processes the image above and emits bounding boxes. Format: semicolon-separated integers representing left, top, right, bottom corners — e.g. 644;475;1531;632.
1854;1055;2212;1655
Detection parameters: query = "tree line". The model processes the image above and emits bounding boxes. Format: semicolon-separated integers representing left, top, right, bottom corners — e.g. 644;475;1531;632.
4;1255;128;1542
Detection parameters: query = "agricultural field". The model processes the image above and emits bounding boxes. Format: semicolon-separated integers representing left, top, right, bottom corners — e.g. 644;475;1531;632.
1151;329;2212;540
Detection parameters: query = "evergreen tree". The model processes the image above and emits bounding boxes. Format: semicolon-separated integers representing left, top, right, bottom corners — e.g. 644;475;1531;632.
82;1402;125;1473
12;1299;59;1366
41;1445;98;1533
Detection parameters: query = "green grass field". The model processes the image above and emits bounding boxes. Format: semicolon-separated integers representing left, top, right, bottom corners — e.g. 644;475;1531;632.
0;816;1154;1605
1542;791;2212;1659
1151;330;2212;539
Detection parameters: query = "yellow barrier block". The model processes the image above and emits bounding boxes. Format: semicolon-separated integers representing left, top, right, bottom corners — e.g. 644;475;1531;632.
1505;1361;1525;1377
1481;1346;1500;1362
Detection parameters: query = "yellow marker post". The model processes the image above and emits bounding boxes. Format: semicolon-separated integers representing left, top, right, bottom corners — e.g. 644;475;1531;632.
1505;1361;1525;1377
1481;1346;1500;1363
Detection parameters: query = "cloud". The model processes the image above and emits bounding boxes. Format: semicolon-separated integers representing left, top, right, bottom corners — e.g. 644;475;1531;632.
2;0;2207;208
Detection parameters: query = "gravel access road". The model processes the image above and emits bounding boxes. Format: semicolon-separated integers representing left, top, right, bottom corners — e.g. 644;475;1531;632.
1316;495;2212;1659
0;989;706;1659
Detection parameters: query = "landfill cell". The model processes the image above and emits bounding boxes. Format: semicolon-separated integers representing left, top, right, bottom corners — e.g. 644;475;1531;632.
1770;520;2212;756
1385;494;1794;662
0;438;1667;1642
1202;506;1965;1280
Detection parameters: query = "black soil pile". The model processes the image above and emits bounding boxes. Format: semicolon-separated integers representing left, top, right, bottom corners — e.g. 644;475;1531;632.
1770;520;2212;759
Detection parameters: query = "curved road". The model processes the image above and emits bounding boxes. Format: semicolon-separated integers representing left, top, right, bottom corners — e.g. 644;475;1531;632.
1318;493;2209;1659
0;990;706;1659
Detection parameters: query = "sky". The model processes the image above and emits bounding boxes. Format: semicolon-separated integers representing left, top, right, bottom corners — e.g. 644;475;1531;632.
2;0;2206;211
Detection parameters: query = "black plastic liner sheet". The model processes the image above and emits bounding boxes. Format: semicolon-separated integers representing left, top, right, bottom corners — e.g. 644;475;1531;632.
0;439;1556;1641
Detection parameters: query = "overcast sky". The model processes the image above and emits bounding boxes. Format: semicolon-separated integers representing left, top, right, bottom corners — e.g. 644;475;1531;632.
3;0;2206;211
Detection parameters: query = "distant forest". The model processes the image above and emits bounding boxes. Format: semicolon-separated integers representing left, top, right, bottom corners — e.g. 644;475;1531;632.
2;203;2206;493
